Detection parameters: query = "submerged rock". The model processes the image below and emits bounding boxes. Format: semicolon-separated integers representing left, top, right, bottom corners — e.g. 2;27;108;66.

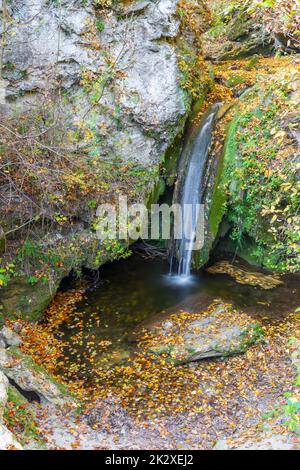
137;301;263;364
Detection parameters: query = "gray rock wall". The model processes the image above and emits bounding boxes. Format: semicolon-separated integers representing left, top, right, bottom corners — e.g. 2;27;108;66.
0;0;190;164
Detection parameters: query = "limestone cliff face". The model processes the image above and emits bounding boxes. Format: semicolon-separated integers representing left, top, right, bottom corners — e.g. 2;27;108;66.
1;0;195;164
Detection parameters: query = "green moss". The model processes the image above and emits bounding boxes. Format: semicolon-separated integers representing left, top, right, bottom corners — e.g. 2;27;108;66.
4;385;46;448
6;384;28;406
146;177;165;208
95;19;105;32
238;324;264;352
245;55;260;70
209;115;240;239
190;113;241;270
7;347;71;398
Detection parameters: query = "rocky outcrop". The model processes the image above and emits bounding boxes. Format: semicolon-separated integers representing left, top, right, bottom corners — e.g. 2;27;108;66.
0;325;75;406
0;0;210;320
0;322;76;448
136;301;263;364
0;326;22;347
203;0;300;61
0;422;23;450
0;0;196;164
214;434;299;450
0;346;75;406
0;279;60;322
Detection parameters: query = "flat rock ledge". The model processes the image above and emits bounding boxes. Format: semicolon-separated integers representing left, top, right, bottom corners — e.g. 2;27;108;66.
0;346;74;407
136;301;263;364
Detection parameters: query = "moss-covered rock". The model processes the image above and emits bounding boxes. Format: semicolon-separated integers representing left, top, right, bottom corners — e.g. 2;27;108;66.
203;1;273;61
0;280;57;323
190;104;235;270
216;61;300;272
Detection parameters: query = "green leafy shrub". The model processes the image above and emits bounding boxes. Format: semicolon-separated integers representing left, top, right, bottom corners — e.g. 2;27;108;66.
221;65;300;272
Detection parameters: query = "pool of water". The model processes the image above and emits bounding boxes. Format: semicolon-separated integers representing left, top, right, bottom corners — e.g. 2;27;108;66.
57;253;300;373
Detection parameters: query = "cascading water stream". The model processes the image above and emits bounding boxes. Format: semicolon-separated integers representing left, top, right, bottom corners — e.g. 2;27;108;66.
170;104;219;279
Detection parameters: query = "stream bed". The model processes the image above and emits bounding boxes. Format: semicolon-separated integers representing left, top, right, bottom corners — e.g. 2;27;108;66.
55;253;300;376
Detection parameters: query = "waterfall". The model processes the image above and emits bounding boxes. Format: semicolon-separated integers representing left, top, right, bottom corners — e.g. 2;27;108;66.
170;104;219;278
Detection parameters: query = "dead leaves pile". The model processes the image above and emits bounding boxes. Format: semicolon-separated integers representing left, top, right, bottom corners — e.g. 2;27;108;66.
207;261;283;290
